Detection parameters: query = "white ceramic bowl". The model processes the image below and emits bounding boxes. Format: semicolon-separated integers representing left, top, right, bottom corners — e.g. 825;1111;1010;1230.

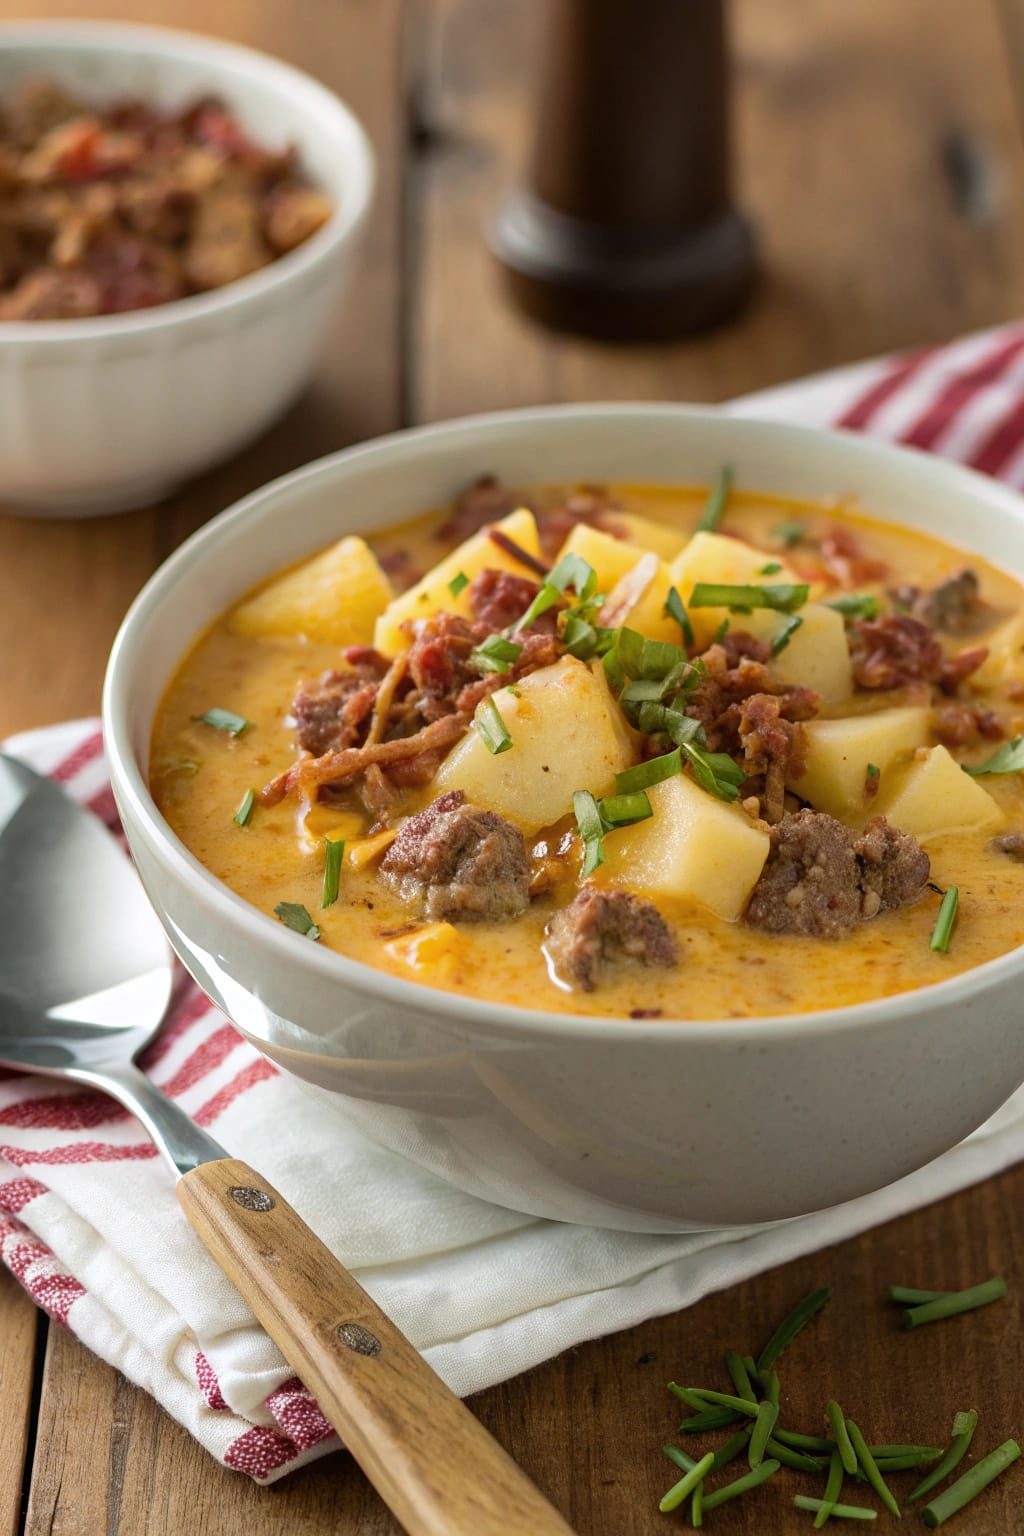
0;21;374;515
103;406;1024;1232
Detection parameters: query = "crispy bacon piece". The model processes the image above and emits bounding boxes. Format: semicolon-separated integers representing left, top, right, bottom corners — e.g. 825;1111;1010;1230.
437;475;525;543
933;702;1005;747
687;645;819;755
468;569;553;632
736;693;808;824
260;713;468;807
819;525;889;588
851;613;989;694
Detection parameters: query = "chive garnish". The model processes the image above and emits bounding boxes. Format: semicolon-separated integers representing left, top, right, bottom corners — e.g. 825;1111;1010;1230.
683;1388;761;1418
773;520;805;548
764;1438;826;1473
574;789;607;878
658;1450;715;1513
471;634;523;673
856;1451;941;1472
233;788;255;827
868;1445;943;1459
794;1495;877;1521
764;1371;780;1408
701;1458;780;1512
321;837;344;908
826;593;881;620
599;790;653;827
663;585;694;648
749;1400;780;1468
815;1450;845;1529
711;1430;752;1472
759;561;784;575
771;614;804;655
902;1274;1005;1329
962;735;1024;775
909;1411;979;1503
615;748;683;796
515;551;599;631
696;466;733;533
921;1438;1020;1527
828;1400;859;1475
929;886;959;953
757;1288;831;1373
725;1349;758;1404
662;1443;699;1474
273;902;320;941
844;1419;900;1519
679;1407;744;1433
476;695;513;755
689;581;809;614
774;1429;836;1454
691;1480;704;1527
448;570;470;598
886;1286;947;1305
195;707;251;735
562;614;616;661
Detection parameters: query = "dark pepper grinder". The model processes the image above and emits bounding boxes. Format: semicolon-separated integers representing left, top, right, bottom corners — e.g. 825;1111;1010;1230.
490;0;755;342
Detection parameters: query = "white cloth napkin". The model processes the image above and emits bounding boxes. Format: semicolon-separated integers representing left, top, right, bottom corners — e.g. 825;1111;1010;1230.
5;320;1024;1481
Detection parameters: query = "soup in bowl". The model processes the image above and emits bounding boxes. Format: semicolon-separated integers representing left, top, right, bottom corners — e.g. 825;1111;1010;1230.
104;407;1024;1231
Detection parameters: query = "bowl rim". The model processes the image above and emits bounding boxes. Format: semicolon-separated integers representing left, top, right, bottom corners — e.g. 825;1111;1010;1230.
0;17;375;343
103;401;1024;1046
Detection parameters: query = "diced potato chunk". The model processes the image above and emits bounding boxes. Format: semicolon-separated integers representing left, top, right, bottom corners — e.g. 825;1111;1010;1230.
595;773;770;921
601;551;679;645
432;657;635;834
972;613;1024;688
373;508;541;656
872;745;1004;840
231;535;394;645
614;511;686;562
788;706;931;821
669;531;797;649
742;603;854;705
558;523;652;595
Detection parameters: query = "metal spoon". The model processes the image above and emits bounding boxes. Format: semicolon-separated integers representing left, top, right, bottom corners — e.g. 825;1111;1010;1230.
0;754;574;1536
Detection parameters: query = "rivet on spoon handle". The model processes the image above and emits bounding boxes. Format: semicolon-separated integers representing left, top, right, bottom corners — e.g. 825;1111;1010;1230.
177;1158;577;1536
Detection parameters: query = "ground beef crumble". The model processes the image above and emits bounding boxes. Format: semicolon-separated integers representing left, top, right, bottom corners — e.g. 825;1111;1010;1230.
379;791;530;923
544;888;677;992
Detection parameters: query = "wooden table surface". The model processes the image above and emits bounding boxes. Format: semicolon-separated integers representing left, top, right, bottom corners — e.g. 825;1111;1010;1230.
3;2;1024;1531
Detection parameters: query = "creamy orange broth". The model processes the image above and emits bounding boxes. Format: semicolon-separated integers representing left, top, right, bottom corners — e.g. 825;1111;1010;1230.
151;484;1024;1019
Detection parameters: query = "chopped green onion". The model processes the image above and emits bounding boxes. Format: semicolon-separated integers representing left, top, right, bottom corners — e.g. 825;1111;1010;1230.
758;561;784;575
771;614;804;656
962;735;1024;776
749;1400;780;1468
662;1443;699;1474
773;521;805;548
795;1496;877;1521
757;1288;831;1373
691;1480;704;1527
826;593;880;621
765;1437;825;1473
845;1419;900;1520
857;1452;941;1472
828;1400;858;1475
866;763;880;782
615;748;683;796
696;466;733;533
273;902;320;941
902;1274;1005;1329
598;790;652;827
195;707;251;735
659;1450;715;1512
562;614;616;660
448;570;470;598
713;617;731;643
549;550;598;599
574;789;607;878
476;695;513;755
774;1429;836;1454
725;1349;758;1404
663;585;695;648
321;837;344;908
921;1438;1020;1527
690;581;809;614
886;1285;948;1305
514;582;562;631
701;1459;780;1512
471;634;523;673
679;1407;744;1433
683;1388;760;1418
233;788;255;827
764;1371;780;1408
869;1445;943;1459
909;1412;979;1503
929;886;959;953
815;1450;845;1529
711;1431;752;1472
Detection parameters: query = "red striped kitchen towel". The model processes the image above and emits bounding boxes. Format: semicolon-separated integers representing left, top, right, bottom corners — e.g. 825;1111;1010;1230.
4;321;1024;1482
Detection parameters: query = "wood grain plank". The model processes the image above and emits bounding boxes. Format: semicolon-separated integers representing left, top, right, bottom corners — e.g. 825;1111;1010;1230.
0;1271;37;1536
412;0;1024;420
0;0;404;736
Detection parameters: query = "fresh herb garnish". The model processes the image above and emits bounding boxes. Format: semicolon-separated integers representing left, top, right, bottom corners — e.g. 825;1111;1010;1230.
663;585;694;648
845;1420;901;1519
758;562;784;575
827;1400;858;1474
689;581;809;614
321;837;345;908
514;551;600;631
921;1438;1020;1528
273;902;320;940
616;749;684;796
696;466;734;533
233;788;255;827
902;1274;1005;1329
826;593;881;621
757;1288;831;1373
471;634;523;673
195;707;251;736
701;1459;780;1512
749;1400;780;1469
772;521;805;548
930;885;959;953
962;735;1024;776
561;614;617;661
598;790;653;827
771;614;804;656
573;789;607;877
658;1451;715;1513
476;695;513;754
793;1495;877;1521
909;1412;979;1503
814;1451;846;1528
448;570;470;598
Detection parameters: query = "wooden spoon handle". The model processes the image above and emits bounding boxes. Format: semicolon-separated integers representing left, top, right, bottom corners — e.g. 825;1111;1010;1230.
177;1158;575;1536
